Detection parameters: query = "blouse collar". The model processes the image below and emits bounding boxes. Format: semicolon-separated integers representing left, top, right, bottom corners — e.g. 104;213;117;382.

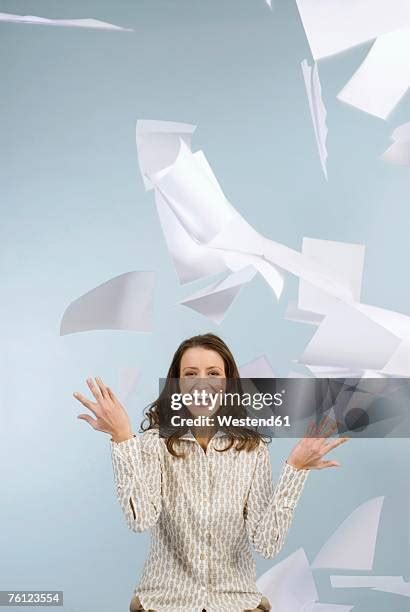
178;428;229;442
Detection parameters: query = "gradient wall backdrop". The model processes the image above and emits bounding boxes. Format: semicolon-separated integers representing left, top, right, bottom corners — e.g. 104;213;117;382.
1;1;409;611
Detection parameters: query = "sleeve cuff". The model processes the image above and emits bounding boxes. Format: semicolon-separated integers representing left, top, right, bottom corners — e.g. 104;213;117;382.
285;460;310;474
275;460;310;508
110;433;137;444
110;434;142;472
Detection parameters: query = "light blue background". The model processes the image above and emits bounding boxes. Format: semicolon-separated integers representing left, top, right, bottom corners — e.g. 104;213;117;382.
0;1;409;611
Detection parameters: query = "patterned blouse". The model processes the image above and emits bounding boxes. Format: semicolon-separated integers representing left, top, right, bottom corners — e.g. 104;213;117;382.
110;428;310;612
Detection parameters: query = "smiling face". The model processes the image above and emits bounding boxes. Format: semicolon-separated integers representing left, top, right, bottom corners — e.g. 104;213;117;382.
179;346;227;418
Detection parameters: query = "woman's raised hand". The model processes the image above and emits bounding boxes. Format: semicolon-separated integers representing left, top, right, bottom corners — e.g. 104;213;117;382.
73;376;133;443
287;415;350;470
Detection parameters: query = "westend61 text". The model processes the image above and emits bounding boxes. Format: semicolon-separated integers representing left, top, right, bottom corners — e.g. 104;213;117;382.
171;414;291;427
170;390;284;411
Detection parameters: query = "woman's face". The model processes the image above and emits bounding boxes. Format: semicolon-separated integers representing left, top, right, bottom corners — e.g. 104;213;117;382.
179;347;227;418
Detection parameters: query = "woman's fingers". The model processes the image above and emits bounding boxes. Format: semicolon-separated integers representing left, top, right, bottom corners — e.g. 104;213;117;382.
73;391;98;415
305;416;337;439
318;416;338;436
316;459;341;469
74;378;127;435
95;376;110;400
86;377;103;402
106;386;118;404
77;413;98;428
305;422;316;438
322;437;350;454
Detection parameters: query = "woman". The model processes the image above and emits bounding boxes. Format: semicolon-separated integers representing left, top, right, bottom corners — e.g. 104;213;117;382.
73;333;349;612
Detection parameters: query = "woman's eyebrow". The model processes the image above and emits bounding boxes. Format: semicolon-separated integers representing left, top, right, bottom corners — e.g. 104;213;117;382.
182;365;223;370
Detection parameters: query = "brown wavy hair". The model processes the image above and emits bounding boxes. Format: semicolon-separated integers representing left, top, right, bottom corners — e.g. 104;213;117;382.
140;333;269;457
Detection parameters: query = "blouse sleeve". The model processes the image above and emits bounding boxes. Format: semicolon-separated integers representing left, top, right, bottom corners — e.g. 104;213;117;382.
244;442;309;559
109;430;162;533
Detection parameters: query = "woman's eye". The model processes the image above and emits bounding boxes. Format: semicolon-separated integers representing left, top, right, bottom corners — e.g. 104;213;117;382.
209;372;220;376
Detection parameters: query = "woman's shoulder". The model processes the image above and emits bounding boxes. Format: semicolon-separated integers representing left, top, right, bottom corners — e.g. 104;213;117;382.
256;436;271;456
141;427;160;437
140;427;162;452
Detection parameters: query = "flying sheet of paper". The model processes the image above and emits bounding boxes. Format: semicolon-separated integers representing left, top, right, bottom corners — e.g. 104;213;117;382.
155;189;230;284
180;265;257;324
222;250;285;300
381;122;410;166
0;12;132;31
295;0;410;60
298;238;365;316
150;139;237;245
207;213;354;304
155;175;284;295
286;370;311;378
136;120;197;191
301;60;328;179
265;0;272;9
330;575;410;597
137;120;355;314
304;365;367;378
239;355;275;378
298;301;401;370
380;337;410;376
285;301;323;326
354;302;410;338
338;28;410;119
311;497;384;569
60;271;154;335
256;548;318;611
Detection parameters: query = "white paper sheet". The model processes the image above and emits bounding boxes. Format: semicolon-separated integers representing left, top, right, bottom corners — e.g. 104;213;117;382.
222;250;285;299
298;301;401;370
295;0;410;60
301;60;328;179
338;28;410;119
0;12;132;31
381;142;410;166
354;302;410;338
304;365;366;378
136;120;197;191
330;575;410;597
180;265;257;324
207;214;354;303
137;120;354;314
311;496;384;569
239;355;275;378
381;122;410;166
60;271;154;335
380;337;410;376
390;122;410;142
256;548;318;611
150;139;237;244
285;301;323;326
298;238;365;315
155;189;229;284
286;370;311;378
